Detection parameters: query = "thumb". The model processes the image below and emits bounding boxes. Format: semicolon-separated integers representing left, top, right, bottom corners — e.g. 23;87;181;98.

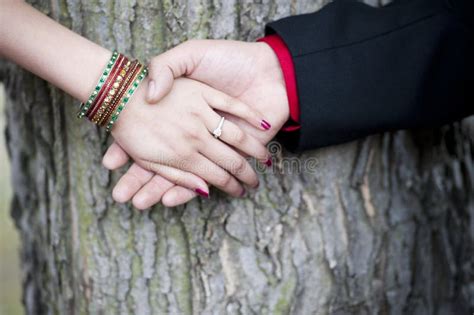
102;141;130;170
145;59;174;104
146;41;203;104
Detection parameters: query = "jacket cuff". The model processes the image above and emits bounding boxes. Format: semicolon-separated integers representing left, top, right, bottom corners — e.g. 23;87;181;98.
258;35;300;132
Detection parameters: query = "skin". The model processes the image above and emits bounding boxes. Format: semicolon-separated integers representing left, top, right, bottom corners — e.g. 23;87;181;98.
0;1;270;201
111;77;272;198
103;40;290;208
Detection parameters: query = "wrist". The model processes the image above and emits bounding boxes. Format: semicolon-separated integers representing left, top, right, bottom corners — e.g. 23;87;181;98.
77;51;148;133
110;76;149;139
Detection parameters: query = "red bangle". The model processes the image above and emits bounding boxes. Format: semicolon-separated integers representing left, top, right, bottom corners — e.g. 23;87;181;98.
87;55;127;120
99;60;141;127
78;51;148;132
86;54;127;119
91;59;133;123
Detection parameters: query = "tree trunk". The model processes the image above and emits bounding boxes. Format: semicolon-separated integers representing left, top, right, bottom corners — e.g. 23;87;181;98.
1;0;473;314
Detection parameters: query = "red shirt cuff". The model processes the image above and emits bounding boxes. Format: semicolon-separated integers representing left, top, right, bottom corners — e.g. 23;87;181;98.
258;34;300;132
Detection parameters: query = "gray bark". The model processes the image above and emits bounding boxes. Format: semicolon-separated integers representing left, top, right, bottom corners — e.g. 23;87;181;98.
1;0;473;314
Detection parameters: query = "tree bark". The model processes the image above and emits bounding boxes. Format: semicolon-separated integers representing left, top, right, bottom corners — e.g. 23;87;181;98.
1;0;473;314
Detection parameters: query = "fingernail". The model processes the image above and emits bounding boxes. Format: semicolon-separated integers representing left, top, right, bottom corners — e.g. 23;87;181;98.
265;157;272;167
195;188;209;198
261;119;271;130
147;80;156;100
240;189;246;197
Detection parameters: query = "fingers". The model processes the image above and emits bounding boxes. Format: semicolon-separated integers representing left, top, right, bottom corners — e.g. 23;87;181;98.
147;40;205;103
144;162;210;198
146;65;174;104
103;141;130;170
162;187;198;207
113;163;205;209
174;154;245;197
203;89;272;131
199;137;260;188
131;174;175;210
112;163;155;203
203;109;271;165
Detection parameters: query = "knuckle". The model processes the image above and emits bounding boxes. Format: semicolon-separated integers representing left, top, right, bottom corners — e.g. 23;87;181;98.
189;107;203;120
247;109;258;120
257;147;270;161
179;148;195;162
185;125;202;141
172;172;186;187
232;129;246;145
216;173;232;188
233;158;247;175
167;143;192;165
224;96;237;108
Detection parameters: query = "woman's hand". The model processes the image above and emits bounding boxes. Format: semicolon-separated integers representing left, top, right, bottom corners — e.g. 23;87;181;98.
111;77;272;198
146;40;290;140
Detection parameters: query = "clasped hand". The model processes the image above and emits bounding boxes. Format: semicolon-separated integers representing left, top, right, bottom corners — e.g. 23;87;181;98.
103;40;290;208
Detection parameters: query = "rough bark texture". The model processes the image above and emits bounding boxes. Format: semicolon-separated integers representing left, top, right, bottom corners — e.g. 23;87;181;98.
1;0;473;314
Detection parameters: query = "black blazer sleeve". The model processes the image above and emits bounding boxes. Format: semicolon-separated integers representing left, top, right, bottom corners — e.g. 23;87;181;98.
266;0;474;151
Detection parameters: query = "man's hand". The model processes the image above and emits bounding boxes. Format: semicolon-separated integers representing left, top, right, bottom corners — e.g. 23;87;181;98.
104;40;290;208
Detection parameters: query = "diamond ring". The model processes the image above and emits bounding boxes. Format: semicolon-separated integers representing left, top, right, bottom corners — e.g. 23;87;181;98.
212;117;225;139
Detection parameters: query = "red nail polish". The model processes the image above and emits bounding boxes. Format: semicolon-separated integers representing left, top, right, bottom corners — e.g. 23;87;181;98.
195;188;209;198
261;119;271;130
265;158;272;167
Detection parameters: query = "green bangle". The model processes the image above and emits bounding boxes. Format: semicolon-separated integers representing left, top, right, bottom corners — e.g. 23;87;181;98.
77;51;119;118
105;66;148;132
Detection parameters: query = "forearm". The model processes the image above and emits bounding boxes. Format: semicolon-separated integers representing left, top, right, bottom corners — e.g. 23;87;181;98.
266;0;474;150
0;0;110;102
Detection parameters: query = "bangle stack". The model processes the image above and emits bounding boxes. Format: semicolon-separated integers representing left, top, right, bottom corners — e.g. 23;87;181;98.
78;51;148;132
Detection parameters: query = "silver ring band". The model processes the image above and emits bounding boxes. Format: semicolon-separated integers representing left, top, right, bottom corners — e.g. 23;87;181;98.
212;117;225;139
